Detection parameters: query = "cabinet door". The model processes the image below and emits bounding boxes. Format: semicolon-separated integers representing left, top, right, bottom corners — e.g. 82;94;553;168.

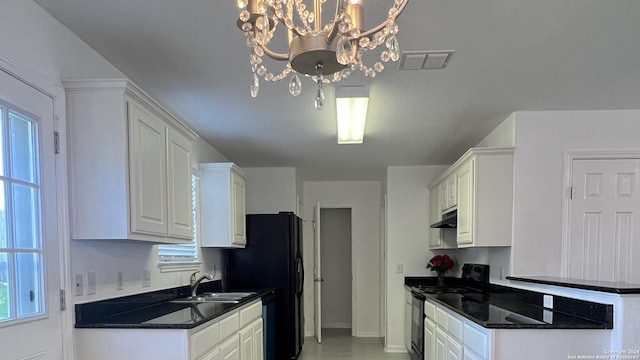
424;317;436;360
219;335;240;360
446;175;457;209
253;318;264;360
456;158;474;245
463;350;482;360
128;101;168;236
231;169;246;246
239;325;254;360
440;182;448;212
446;337;463;360
404;299;411;351
429;187;443;248
167;127;193;239
200;348;222;360
435;327;447;360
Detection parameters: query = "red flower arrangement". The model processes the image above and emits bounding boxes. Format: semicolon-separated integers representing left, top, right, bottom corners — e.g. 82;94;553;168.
427;255;454;274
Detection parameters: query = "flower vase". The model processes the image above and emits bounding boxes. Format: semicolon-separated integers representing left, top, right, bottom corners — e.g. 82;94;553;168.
436;271;446;287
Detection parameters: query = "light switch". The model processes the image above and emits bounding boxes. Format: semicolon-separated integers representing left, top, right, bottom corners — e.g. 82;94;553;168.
74;274;84;296
87;271;96;295
543;294;553;309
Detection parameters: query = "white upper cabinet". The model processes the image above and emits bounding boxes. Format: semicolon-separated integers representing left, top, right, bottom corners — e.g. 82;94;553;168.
428;148;514;248
64;79;197;244
455;149;513;247
200;163;247;248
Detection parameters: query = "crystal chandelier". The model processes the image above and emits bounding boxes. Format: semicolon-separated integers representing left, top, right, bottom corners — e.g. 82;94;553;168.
236;0;409;109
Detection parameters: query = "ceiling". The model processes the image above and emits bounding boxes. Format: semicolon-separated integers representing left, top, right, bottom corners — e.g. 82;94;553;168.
34;0;640;181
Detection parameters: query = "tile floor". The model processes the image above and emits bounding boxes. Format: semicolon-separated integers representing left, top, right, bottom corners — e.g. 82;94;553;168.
297;328;411;360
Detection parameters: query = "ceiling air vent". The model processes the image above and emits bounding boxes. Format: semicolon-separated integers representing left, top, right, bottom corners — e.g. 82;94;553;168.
398;50;454;70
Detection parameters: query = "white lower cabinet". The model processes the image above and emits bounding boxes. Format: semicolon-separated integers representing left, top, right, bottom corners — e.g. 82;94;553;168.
424;317;436;360
446;336;463;360
218;335;241;360
76;299;263;360
424;299;611;360
434;327;447;360
426;300;487;360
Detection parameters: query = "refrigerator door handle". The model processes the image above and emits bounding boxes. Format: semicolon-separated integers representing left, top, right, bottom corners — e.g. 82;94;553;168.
296;256;304;294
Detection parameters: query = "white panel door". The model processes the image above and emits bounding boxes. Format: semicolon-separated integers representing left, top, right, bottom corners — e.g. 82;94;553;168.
435;327;447;360
568;159;640;282
0;70;62;358
128;100;168;236
231;170;246;246
314;202;322;343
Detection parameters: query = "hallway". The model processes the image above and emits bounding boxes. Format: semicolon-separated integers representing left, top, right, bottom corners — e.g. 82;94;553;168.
298;329;411;360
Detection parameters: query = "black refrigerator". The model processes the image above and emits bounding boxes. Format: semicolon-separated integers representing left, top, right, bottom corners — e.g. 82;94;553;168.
227;212;304;360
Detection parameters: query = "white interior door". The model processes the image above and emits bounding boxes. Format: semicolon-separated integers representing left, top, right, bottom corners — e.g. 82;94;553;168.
0;70;62;359
313;202;322;343
567;158;640;282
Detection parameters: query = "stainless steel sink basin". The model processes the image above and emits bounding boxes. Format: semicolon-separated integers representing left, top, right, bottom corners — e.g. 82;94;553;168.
170;292;257;304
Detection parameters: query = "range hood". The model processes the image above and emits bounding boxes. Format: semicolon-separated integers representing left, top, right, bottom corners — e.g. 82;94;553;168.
430;209;457;228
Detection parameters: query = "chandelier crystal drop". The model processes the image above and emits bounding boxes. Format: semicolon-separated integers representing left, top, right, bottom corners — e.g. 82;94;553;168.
237;0;409;107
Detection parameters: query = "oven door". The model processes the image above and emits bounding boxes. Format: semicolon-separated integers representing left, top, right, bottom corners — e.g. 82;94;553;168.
410;294;424;360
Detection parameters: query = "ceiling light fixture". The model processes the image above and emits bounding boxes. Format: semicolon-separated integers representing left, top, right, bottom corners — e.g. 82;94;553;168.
336;86;368;144
236;0;409;110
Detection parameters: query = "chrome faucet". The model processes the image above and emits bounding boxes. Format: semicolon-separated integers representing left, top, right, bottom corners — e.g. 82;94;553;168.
190;271;214;297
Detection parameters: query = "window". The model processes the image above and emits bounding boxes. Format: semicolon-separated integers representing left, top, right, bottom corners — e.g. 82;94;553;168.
158;174;200;271
0;104;44;322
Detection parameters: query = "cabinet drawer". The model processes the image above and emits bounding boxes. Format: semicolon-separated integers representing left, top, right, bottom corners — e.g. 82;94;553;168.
435;307;448;328
240;300;262;327
424;300;436;321
191;322;220;360
220;312;240;340
447;313;463;341
464;322;490;358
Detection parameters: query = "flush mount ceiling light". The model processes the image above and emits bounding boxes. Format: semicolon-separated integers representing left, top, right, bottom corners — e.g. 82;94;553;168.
236;0;409;109
336;86;368;144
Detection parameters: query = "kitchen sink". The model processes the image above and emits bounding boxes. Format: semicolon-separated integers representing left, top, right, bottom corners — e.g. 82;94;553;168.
170;292;257;304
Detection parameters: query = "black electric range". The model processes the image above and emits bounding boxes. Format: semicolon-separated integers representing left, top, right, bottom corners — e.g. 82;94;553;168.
409;264;490;360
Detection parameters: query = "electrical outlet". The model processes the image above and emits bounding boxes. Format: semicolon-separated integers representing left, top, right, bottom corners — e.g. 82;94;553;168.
74;274;84;296
543;294;554;309
116;272;124;290
87;271;96;295
142;269;151;288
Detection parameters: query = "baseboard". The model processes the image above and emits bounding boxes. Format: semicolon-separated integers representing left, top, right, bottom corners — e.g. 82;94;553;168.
384;345;409;353
322;322;351;329
355;330;381;337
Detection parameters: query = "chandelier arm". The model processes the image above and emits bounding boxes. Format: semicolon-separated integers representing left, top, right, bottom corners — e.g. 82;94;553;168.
356;0;410;39
326;0;347;43
266;4;303;36
261;45;289;61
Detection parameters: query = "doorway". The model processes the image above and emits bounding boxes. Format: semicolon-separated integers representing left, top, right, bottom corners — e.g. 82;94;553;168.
320;208;352;331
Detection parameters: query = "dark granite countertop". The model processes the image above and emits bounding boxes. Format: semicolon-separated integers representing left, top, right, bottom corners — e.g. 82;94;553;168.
507;275;640;294
75;281;275;329
405;277;613;330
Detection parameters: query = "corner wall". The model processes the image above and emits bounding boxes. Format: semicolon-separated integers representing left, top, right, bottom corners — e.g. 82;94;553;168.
384;166;447;351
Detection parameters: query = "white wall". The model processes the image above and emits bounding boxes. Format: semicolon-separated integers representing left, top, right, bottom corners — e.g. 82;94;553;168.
507;110;640;277
244;167;297;214
303;181;382;337
384;166;447;352
0;0;230;304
